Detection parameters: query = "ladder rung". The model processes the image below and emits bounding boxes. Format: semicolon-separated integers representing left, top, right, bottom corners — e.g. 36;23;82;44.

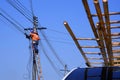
76;38;99;40
92;12;120;17
111;33;120;36
114;64;120;66
110;20;120;24
85;52;101;54
111;26;120;29
88;57;103;60
113;56;120;58
113;50;120;53
112;44;120;47
80;46;100;48
112;42;120;45
113;60;120;63
90;62;104;64
112;36;120;39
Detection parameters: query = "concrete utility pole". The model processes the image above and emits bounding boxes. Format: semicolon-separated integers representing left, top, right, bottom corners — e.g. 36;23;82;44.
24;16;46;80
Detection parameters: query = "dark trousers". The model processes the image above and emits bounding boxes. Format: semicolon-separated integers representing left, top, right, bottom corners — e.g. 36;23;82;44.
32;40;39;53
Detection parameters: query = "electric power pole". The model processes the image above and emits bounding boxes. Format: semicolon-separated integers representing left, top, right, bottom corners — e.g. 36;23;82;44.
60;64;69;76
24;16;46;80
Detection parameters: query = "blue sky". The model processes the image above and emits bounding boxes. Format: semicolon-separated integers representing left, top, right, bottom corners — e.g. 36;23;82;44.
0;0;120;80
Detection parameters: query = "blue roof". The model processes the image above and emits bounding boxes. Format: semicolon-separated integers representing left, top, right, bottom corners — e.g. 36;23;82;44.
62;67;120;80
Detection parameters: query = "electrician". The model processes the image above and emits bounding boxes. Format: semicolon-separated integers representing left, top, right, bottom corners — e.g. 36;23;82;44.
25;30;40;54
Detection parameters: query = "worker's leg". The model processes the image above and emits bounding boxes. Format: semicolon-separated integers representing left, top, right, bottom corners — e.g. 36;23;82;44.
34;41;39;54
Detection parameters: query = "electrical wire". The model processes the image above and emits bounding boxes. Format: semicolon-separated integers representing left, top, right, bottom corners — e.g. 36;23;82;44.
47;28;69;35
39;41;63;77
41;38;74;44
6;0;33;23
29;0;34;16
0;12;24;34
16;0;32;17
39;30;65;67
0;8;25;29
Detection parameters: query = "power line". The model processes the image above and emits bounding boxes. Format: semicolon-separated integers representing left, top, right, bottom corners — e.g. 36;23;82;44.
29;0;34;16
39;41;63;77
40;30;65;67
0;8;25;29
41;39;73;44
6;0;33;23
47;28;69;35
16;0;32;17
0;12;24;34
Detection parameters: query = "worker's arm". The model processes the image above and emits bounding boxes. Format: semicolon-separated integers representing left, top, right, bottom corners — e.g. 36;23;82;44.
24;33;30;39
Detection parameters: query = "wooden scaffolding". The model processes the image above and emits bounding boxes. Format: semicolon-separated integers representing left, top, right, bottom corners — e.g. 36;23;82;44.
64;0;120;67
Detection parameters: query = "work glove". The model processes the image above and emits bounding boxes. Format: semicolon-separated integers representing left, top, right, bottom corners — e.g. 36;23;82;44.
24;33;30;39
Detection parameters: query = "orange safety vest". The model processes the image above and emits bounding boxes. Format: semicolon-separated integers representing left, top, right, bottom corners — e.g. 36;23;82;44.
30;32;40;41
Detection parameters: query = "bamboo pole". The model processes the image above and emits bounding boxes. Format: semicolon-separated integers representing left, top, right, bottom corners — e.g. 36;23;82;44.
82;0;108;66
103;0;113;65
82;0;99;39
94;0;113;66
64;21;91;67
97;23;108;66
